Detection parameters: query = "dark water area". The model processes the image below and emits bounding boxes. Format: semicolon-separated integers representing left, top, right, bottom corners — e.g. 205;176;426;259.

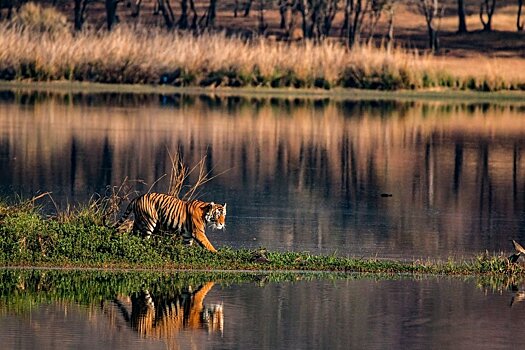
1;89;525;259
0;269;524;350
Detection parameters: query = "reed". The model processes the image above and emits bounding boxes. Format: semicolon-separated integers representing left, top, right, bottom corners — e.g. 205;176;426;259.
1;20;523;91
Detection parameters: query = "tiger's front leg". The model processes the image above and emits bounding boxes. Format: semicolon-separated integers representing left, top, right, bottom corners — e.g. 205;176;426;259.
193;229;217;253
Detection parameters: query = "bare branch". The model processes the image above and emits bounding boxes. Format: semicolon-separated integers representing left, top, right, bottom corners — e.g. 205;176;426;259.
165;149;229;202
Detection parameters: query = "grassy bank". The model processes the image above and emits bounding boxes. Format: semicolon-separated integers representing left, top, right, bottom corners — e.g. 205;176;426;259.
1;22;525;92
0;198;521;276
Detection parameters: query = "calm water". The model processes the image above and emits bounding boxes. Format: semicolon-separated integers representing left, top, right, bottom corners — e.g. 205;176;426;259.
1;90;524;350
0;90;525;258
0;269;523;350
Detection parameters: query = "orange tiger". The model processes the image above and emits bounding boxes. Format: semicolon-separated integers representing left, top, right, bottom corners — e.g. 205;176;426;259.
103;282;223;340
115;193;226;252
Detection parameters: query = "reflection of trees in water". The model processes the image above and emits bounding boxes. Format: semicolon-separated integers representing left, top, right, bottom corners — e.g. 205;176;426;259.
1;91;525;255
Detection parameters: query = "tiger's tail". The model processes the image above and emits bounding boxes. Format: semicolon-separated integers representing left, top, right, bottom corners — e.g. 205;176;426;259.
113;198;137;229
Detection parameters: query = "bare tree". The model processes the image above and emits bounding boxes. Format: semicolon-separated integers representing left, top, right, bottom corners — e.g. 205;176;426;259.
156;0;176;29
126;0;142;17
366;0;386;43
456;0;467;33
244;0;253;16
342;0;370;47
179;0;189;28
363;0;396;47
386;3;395;52
233;0;239;17
105;0;119;30
188;0;199;29
321;0;340;38
74;0;91;30
278;0;288;28
257;0;267;34
279;0;302;39
294;0;340;41
480;0;496;31
419;0;441;53
307;0;323;39
205;0;217;28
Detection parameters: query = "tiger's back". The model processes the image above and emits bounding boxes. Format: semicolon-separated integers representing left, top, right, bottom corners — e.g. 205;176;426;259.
116;193;226;253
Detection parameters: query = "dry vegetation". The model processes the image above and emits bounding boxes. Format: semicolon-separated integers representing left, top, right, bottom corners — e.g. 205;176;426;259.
0;2;524;90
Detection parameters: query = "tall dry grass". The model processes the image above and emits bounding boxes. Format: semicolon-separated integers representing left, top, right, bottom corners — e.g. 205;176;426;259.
0;7;523;90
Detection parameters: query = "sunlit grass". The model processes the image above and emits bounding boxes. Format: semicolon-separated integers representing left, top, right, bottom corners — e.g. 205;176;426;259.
1;22;523;91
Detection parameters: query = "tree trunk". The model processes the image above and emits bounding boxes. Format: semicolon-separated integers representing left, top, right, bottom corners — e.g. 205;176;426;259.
179;0;188;29
233;0;238;17
279;0;287;29
456;0;467;33
427;23;439;52
128;0;142;17
258;0;267;34
480;0;496;31
206;0;217;28
299;0;309;39
74;0;85;31
349;0;363;47
188;0;198;29
244;0;253;16
420;0;440;53
322;0;338;38
105;0;119;30
386;6;395;53
157;0;175;29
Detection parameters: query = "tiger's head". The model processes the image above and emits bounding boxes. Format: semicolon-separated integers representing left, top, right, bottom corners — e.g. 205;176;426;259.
205;202;227;230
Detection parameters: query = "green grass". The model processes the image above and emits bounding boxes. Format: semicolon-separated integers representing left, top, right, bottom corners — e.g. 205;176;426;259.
0;268;513;317
0;198;522;277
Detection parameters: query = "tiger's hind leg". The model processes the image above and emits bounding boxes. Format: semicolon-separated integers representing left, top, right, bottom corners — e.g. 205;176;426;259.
132;216;158;239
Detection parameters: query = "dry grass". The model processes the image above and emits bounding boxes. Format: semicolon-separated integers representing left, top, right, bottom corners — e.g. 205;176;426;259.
167;150;218;201
0;19;524;90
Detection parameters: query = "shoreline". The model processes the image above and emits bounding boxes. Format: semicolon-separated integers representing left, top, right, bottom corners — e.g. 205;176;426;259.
0;250;519;277
2;80;525;103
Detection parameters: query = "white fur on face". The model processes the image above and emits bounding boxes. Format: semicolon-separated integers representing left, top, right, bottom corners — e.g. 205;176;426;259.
206;204;226;230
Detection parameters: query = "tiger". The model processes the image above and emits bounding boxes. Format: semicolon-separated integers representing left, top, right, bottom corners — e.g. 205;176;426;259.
103;282;223;340
115;192;226;253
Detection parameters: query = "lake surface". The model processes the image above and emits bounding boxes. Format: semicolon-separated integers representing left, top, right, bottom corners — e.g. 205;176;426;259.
0;89;525;259
0;269;523;350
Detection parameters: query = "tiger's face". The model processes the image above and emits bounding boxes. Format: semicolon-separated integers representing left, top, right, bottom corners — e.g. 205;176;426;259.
205;202;227;230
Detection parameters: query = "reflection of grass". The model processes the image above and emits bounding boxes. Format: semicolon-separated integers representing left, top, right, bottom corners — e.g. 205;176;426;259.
0;269;295;314
0;199;522;276
0;268;418;315
1;24;525;91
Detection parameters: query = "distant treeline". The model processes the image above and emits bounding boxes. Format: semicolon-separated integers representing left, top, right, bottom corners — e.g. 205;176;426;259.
0;0;523;53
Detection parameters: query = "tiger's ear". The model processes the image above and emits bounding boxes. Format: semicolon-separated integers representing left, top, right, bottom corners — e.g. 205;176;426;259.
223;203;227;210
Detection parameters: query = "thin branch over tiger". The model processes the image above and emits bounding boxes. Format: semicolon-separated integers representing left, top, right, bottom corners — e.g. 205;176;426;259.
115;193;226;253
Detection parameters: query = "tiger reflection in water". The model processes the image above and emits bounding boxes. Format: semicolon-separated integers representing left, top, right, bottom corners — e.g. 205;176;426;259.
103;282;223;339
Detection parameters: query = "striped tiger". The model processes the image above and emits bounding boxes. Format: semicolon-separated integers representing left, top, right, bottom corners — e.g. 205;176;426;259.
115;193;226;252
104;282;223;339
